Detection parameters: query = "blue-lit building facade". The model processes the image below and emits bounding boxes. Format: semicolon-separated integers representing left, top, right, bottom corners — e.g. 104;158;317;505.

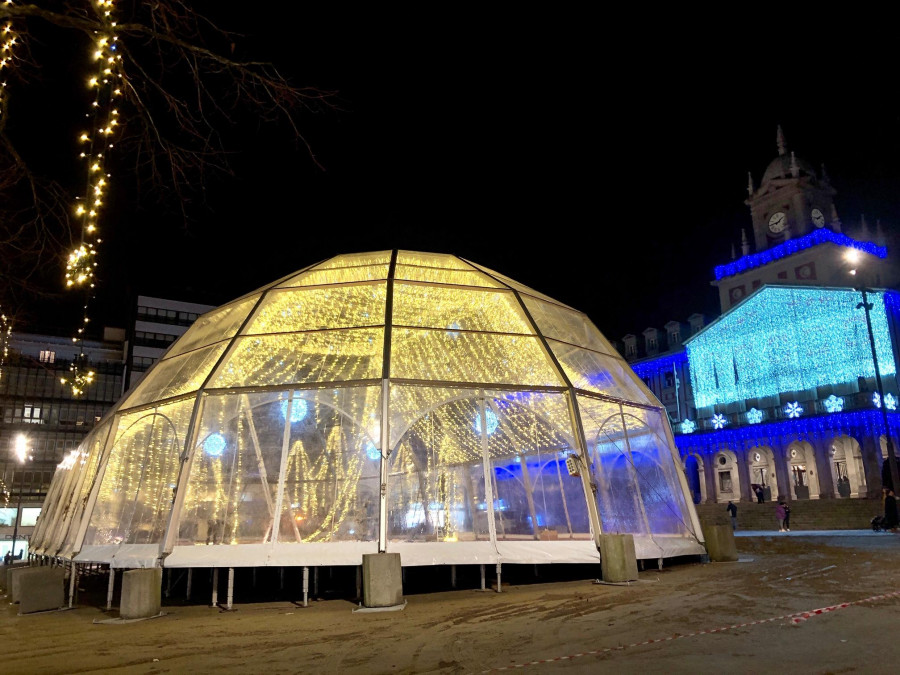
624;129;899;504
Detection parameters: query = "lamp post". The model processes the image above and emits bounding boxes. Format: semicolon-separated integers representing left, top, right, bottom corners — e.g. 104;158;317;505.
846;250;900;493
9;434;29;564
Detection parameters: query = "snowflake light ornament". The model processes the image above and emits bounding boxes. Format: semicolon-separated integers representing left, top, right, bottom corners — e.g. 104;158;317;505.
873;392;882;409
886;393;898;411
681;419;696;434
784;401;803;418
712;413;727;430
747;408;763;424
824;394;844;413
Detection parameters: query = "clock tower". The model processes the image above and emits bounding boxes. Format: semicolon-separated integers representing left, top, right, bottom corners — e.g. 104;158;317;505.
746;126;839;253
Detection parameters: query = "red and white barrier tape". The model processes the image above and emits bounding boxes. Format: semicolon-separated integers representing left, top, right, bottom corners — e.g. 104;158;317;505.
481;590;900;672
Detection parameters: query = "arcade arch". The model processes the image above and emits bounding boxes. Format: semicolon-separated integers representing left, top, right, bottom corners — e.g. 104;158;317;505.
747;446;778;502
712;448;741;503
830;435;866;498
786;441;820;500
682;452;706;504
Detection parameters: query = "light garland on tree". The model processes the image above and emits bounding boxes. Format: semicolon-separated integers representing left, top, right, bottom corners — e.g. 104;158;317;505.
63;0;126;397
687;286;896;408
0;309;10;384
0;3;20;127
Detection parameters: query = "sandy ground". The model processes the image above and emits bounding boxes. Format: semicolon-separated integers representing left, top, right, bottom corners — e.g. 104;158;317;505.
2;533;900;674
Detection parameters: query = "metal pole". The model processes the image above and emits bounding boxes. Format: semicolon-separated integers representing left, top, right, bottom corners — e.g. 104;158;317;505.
68;562;77;608
9;454;25;564
480;564;485;591
226;567;234;610
211;568;219;607
106;568;115;610
186;568;192;601
302;566;309;607
859;288;900;493
495;562;502;593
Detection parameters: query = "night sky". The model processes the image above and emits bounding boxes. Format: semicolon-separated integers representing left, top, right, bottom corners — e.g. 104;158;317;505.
9;9;900;345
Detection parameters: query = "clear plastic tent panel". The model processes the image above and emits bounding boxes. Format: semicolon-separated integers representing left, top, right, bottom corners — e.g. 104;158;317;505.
60;422;111;555
243;283;387;334
520;295;620;357
622;408;694;536
278;264;390;288
40;445;90;553
29;462;68;551
121;342;228;410
166;295;260;359
392;284;534;334
396;251;477;269
84;399;194;546
485;392;591;540
549;340;657;402
177;392;288;546
464;260;569;306
387;389;491;543
394;264;505;288
390;329;563;386
314;251;392;269
577;395;648;535
277;386;382;543
208;328;385;389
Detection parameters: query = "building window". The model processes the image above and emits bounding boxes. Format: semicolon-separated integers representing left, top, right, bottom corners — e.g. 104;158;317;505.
665;372;675;388
38;350;56;363
648;338;657;350
23;404;43;424
718;470;733;492
625;344;636;358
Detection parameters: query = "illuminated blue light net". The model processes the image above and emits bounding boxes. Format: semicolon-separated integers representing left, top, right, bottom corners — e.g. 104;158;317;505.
281;398;309;423
687;287;896;408
714;230;887;280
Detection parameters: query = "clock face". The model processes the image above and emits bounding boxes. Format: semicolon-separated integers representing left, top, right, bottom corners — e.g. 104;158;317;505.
811;208;825;227
768;211;787;233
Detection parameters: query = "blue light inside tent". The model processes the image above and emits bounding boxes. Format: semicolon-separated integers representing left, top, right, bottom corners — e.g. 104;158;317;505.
203;433;226;457
474;408;499;435
281;398;309;423
365;442;380;460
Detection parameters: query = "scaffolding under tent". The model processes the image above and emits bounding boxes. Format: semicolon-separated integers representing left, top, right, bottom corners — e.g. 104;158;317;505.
30;251;705;582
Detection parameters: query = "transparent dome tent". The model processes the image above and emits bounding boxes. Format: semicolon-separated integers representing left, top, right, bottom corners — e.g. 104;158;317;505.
32;251;704;570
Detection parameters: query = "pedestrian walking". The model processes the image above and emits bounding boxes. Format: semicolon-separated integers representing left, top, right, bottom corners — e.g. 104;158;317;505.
884;489;899;532
726;500;738;531
775;499;786;531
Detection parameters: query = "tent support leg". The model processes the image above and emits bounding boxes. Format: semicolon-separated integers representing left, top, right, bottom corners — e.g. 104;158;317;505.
356;566;361;602
280;566;284;592
658;558;663;571
226;567;234;610
480;564;485;591
302;566;309;607
252;567;257;589
314;566;318;598
211;568;219;607
450;565;456;589
68;562;78;608
106;568;115;610
165;568;172;598
496;562;502;593
186;569;192;601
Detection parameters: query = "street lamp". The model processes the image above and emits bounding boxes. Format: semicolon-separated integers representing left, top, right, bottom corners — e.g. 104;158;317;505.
845;250;900;494
9;434;30;564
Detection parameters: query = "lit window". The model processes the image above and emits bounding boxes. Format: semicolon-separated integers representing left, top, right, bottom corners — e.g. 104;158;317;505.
39;350;56;363
23;405;43;424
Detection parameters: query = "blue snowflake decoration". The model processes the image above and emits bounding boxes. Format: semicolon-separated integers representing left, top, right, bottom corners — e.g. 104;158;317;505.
474;408;499;435
681;419;695;434
784;401;803;418
365;441;380;460
203;433;226;457
746;408;763;424
711;414;727;430
886;393;898;411
873;392;882;408
281;398;309;423
824;395;844;413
